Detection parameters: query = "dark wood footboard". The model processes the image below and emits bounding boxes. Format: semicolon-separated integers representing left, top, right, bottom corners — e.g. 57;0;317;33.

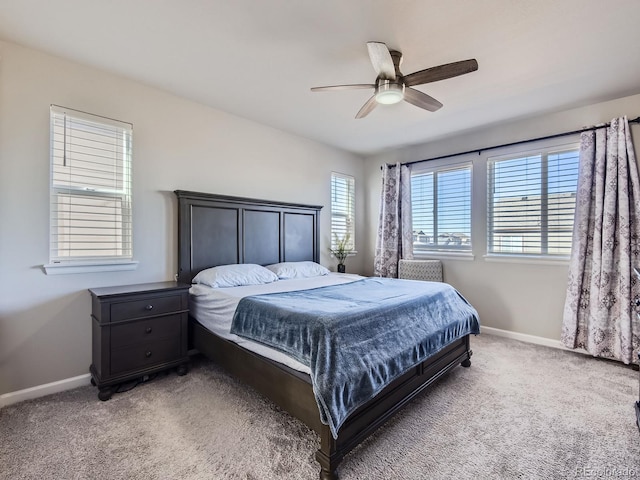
191;319;472;479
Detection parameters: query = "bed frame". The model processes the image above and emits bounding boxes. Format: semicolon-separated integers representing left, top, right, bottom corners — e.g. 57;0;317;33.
175;190;473;480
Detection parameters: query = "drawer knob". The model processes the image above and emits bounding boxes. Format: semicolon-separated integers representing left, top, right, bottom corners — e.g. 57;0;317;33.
145;304;153;311
145;327;152;334
145;351;152;358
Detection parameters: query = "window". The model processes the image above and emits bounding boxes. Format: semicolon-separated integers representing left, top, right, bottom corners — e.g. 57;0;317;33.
330;172;355;250
411;163;472;253
487;145;579;257
46;105;134;273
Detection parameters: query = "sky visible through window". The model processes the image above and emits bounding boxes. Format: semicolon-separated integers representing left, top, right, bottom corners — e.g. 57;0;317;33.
549;151;580;194
411;166;471;248
489;149;580;255
492;151;579;199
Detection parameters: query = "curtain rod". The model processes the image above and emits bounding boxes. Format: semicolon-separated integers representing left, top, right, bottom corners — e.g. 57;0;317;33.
384;115;640;169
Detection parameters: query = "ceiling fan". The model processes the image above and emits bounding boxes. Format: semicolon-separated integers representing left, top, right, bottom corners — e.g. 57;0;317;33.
311;42;478;119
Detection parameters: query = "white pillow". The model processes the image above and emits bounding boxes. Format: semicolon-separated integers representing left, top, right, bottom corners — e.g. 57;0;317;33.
265;261;330;279
192;263;278;288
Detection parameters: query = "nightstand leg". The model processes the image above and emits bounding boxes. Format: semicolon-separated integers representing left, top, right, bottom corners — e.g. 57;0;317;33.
98;387;113;401
176;363;189;376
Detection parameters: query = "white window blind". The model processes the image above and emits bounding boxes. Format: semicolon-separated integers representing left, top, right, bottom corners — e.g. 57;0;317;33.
49;105;133;265
487;145;579;257
330;172;355;250
411;164;472;252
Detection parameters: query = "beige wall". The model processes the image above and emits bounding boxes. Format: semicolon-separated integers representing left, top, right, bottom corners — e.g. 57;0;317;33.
3;37;640;397
363;94;640;341
0;41;365;395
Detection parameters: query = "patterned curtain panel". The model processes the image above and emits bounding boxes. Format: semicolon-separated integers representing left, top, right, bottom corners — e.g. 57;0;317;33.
374;163;413;278
561;116;640;364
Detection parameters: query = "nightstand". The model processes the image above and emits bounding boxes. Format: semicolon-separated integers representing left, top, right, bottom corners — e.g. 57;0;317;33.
89;281;191;401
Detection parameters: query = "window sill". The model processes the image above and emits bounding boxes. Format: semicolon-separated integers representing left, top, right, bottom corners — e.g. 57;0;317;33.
483;254;569;266
413;251;475;261
43;261;139;275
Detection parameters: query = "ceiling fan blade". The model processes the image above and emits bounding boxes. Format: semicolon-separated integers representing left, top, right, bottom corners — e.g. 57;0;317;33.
366;42;396;80
404;59;478;87
403;87;443;112
355;95;378;119
310;84;374;92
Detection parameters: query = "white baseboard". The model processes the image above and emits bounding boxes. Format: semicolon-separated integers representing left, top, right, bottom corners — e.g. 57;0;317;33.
481;325;590;356
0;373;92;409
0;327;592;409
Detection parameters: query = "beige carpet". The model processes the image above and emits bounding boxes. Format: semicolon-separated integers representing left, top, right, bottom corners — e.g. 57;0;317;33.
1;334;639;480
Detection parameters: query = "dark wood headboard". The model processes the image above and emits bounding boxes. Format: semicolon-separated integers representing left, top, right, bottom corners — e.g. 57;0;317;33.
175;190;322;284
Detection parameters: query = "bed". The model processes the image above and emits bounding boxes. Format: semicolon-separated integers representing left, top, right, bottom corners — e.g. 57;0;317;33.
175;190;478;480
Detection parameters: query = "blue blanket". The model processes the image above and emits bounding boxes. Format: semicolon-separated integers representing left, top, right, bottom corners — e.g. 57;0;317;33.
230;277;480;438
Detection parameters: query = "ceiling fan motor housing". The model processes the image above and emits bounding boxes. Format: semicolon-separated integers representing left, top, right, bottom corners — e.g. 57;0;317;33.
375;79;405;104
374;49;405;104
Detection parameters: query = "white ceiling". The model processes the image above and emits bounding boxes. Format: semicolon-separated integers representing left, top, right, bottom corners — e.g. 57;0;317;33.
1;0;640;155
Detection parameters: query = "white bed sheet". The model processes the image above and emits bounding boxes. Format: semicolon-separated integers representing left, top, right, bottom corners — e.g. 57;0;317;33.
189;272;363;374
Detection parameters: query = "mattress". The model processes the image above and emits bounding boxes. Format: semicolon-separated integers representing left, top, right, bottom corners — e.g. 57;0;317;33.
189;272;364;374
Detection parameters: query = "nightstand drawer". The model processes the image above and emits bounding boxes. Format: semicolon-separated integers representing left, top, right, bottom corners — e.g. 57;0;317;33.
111;295;183;322
111;338;181;375
110;314;182;349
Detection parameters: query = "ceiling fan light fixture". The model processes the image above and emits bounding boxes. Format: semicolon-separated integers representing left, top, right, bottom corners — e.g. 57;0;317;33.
375;80;404;105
